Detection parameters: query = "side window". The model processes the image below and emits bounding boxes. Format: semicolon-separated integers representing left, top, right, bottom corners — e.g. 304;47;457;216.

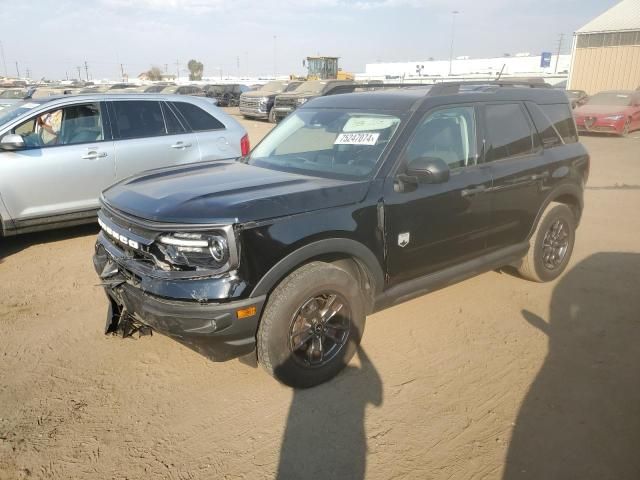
405;106;477;169
11;103;103;148
112;101;166;139
161;103;186;135
172;102;225;131
484;104;534;162
539;104;578;144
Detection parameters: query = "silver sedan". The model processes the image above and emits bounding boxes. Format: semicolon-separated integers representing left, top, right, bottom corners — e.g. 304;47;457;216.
0;94;248;236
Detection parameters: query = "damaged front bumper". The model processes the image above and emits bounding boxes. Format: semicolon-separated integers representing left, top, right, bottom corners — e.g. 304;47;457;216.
93;233;266;361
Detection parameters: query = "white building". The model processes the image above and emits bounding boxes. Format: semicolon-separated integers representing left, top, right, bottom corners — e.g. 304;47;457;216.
362;54;571;82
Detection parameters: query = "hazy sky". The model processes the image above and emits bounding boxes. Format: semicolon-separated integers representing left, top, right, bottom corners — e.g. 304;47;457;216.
0;0;620;80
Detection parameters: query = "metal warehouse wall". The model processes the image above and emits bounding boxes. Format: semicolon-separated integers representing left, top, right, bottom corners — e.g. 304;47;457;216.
569;46;640;93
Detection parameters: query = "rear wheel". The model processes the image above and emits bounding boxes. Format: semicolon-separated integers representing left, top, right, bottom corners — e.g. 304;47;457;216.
257;262;365;388
517;203;576;282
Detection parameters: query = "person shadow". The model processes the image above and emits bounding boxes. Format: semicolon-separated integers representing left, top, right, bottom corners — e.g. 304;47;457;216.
504;252;640;479
275;346;383;480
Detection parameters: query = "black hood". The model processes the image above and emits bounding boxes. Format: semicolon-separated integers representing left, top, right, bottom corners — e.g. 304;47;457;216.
102;161;370;224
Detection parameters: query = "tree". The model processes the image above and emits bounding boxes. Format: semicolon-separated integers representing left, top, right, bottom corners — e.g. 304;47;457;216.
144;66;163;81
187;59;204;81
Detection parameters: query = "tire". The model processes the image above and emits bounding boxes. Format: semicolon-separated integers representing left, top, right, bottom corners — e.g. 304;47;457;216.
620;119;630;137
257;261;365;388
517;203;576;282
268;108;276;124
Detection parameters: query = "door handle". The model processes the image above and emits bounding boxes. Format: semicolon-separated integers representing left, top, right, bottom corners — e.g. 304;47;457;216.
461;185;486;197
82;151;107;160
170;141;192;149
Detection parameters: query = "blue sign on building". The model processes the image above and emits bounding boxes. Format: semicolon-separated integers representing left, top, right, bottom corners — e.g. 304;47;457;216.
540;52;552;68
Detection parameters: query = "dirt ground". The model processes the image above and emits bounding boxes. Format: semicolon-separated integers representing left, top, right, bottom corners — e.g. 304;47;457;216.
1;110;639;480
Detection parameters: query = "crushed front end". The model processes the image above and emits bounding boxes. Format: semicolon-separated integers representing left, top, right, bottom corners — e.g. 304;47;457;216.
92;201;265;361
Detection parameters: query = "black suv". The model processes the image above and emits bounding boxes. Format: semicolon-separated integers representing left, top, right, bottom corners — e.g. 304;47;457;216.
93;82;589;388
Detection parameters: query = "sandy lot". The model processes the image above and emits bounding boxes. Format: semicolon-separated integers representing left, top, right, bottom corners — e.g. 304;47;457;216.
1;110;639;480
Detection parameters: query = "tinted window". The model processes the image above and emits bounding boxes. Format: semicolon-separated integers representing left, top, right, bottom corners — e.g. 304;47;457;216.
112;101;165;139
485;104;534;162
406;106;477;169
161;103;185;134
172;102;224;131
9;103;103;148
540;104;578;144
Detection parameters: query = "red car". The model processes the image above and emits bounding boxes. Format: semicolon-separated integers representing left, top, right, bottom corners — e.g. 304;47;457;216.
574;90;640;136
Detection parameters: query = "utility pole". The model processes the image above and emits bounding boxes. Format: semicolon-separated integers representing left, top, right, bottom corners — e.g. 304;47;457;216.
273;35;277;78
120;63;125;82
84;60;89;81
175;59;180;79
164;63;168;73
448;10;459;77
76;66;82;80
15;61;20;78
554;33;564;74
25;68;30;79
0;40;7;77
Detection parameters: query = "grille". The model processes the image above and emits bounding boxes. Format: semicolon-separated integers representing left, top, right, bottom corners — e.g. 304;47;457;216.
240;97;261;109
275;97;297;108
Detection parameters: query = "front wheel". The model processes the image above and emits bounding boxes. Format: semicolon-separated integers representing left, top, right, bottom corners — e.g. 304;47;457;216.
268;108;276;123
257;262;365;388
517;203;576;282
620;119;630;137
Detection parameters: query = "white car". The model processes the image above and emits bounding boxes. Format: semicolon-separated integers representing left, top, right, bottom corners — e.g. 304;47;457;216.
0;94;249;235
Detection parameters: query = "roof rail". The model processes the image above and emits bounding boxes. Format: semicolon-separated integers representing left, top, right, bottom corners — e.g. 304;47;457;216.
428;80;551;96
324;82;430;96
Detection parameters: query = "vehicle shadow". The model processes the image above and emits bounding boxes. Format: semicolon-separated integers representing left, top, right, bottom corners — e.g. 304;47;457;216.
504;252;640;479
276;345;383;480
0;224;98;263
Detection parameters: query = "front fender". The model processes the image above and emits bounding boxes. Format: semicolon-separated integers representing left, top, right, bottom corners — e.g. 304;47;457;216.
250;237;384;298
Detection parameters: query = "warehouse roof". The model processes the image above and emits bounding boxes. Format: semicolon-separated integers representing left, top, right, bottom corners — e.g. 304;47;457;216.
577;0;640;33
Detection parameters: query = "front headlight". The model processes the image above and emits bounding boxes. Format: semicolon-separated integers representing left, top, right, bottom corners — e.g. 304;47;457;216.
156;230;236;271
604;114;624;121
259;96;269;105
297;97;308;105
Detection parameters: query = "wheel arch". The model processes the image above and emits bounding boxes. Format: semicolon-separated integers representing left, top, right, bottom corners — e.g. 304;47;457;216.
528;184;583;240
250;238;384;311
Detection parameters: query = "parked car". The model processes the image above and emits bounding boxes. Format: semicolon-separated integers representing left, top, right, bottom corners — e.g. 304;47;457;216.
0;87;35;110
239;80;302;123
573;90;640;136
161;85;205;96
0;94;248;236
565;90;589;109
203;84;249;107
93;82;589;388
272;80;355;122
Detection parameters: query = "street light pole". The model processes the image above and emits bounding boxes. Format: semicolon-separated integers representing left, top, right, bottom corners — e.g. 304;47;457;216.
448;10;459;77
0;40;7;77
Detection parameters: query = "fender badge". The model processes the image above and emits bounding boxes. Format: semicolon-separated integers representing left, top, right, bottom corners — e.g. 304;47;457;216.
398;232;410;248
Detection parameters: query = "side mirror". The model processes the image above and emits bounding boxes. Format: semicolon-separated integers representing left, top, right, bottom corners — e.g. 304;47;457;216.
0;134;26;151
406;156;450;184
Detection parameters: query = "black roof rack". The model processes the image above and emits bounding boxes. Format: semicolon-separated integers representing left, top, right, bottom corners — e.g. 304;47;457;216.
324;82;430;96
428;80;551;96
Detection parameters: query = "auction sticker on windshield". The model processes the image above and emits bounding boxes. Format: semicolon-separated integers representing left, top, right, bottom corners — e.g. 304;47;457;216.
334;132;380;145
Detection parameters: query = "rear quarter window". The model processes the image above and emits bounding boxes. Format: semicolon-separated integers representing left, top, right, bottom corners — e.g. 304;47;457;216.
172;102;225;131
484;103;535;162
539;103;578;144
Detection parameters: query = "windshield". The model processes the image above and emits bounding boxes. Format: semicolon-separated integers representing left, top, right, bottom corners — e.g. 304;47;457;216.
0;101;44;127
293;81;329;94
586;92;632;106
259;81;287;93
249;109;402;180
284;82;302;92
0;90;27;99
